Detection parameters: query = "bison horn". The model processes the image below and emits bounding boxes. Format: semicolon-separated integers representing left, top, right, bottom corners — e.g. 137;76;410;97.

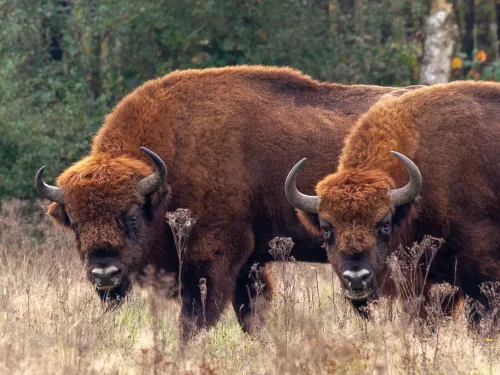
137;147;167;195
35;166;65;204
388;151;422;207
284;158;319;214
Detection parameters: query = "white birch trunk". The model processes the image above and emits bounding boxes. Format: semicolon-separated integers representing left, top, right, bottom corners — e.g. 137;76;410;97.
419;2;458;85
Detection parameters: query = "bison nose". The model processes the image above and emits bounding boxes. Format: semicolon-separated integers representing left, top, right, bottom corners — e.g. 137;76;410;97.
90;265;123;288
342;269;373;290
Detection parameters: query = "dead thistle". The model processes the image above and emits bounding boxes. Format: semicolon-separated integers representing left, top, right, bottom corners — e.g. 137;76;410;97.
165;208;196;263
269;237;294;262
387;235;444;319
475;282;500;337
165;208;196;339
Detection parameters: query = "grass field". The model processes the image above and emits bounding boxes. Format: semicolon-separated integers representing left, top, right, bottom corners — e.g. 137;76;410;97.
0;199;499;374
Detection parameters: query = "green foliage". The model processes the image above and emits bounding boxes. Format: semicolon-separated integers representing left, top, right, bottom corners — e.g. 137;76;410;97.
452;48;500;81
0;0;430;199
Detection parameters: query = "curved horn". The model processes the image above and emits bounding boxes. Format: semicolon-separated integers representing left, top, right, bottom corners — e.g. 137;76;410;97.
388;151;422;207
35;166;65;204
284;158;319;214
137;147;167;195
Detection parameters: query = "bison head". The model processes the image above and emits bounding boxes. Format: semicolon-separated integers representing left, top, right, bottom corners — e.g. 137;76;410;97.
35;147;169;301
285;151;421;305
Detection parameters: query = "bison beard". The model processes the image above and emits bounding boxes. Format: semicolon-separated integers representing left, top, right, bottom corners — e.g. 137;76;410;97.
34;65;402;341
286;80;500;328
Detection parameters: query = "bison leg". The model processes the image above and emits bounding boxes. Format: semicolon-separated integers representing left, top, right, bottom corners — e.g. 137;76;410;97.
179;264;232;342
232;260;274;334
178;226;254;342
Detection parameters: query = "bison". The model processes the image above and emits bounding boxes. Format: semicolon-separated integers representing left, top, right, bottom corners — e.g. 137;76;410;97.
35;65;399;340
285;80;500;323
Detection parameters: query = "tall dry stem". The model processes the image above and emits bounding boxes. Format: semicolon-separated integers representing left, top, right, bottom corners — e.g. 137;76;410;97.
388;235;444;319
199;277;207;326
165;208;196;338
268;237;296;371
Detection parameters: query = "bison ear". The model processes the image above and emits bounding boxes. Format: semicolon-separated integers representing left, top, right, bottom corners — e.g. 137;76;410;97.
391;198;421;250
46;203;71;228
297;209;322;237
143;185;170;220
145;185;169;208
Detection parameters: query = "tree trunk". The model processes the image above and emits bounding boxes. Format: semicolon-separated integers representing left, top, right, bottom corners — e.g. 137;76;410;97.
88;0;102;99
336;0;356;34
338;0;355;14
463;0;475;57
451;0;464;44
89;33;102;99
496;1;500;47
43;1;70;62
491;0;500;60
419;0;458;85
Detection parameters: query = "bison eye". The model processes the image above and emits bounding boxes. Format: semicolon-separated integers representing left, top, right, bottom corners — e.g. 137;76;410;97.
127;214;139;226
322;228;335;245
319;219;335;245
381;220;392;234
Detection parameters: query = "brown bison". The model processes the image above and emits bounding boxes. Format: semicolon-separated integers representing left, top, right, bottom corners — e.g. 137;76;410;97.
35;65;399;340
285;80;500;322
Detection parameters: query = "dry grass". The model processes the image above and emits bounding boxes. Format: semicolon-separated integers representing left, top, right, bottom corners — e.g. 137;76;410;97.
0;199;499;374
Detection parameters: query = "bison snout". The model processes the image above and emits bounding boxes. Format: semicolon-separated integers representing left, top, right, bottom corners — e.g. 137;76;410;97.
90;265;123;289
342;269;373;290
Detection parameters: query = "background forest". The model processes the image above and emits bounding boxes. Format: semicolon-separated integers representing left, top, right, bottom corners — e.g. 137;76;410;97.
0;0;498;199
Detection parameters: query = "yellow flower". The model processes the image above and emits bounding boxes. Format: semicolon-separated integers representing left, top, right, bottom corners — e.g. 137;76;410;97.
474;50;487;62
451;57;463;69
486;337;493;343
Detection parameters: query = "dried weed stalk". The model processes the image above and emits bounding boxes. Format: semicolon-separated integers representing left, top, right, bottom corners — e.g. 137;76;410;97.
387;235;444;319
387;235;445;369
165;208;196;301
466;281;500;338
199;277;207;326
268;237;297;370
165;208;196;342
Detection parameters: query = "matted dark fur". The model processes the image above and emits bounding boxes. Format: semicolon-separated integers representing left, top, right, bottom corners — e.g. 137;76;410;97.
295;80;500;324
39;65;401;340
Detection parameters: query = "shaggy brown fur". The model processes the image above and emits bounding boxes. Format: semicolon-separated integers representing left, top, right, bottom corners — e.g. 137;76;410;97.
41;65;401;340
298;80;500;323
